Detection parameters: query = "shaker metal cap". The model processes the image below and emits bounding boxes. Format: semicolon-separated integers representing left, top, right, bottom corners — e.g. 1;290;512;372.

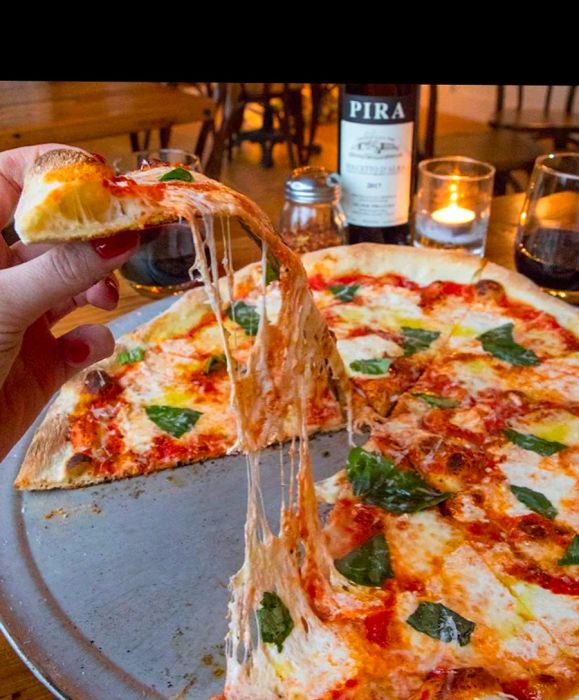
285;166;341;203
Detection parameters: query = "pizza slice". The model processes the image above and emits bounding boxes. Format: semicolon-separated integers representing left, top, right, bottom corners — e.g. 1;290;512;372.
14;149;179;242
15;257;348;489
303;245;485;416
14;148;351;489
315;447;579;697
443;262;579;360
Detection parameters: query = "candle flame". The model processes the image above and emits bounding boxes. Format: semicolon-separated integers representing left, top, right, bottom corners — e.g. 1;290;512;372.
432;203;476;226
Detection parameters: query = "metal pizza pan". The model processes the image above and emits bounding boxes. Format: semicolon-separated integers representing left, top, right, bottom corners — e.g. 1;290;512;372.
0;295;351;700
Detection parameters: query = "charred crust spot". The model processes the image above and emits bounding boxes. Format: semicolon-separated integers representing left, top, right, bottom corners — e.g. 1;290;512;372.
84;369;112;395
475;279;504;299
537;674;557;686
30;149;97;176
518;518;549;540
66;453;93;475
448;452;465;472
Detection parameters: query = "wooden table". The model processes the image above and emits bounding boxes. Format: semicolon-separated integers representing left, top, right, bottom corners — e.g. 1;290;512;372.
0;194;524;700
0;82;215;151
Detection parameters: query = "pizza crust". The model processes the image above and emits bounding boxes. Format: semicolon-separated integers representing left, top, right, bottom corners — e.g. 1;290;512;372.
14;380;80;489
302;243;486;286
479;261;579;335
15;149;180;243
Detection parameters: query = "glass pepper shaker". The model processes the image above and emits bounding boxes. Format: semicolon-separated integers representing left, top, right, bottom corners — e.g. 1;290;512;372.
279;166;348;254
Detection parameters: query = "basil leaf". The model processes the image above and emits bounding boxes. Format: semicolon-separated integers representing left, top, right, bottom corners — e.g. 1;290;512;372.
349;358;392;375
145;405;202;438
477;323;540;366
511;485;558;520
204;353;226;374
226;301;260;336
412;393;460;409
118;347;145;365
401;327;441;357
407;602;475;646
346;447;451;514
256;591;294;652
159;167;194;182
558;535;579;566
334;533;393;586
265;262;279;285
504;428;566;456
329;283;360;302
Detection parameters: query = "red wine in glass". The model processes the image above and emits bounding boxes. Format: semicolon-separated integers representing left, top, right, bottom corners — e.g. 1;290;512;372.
515;228;579;298
121;222;204;297
514;153;579;304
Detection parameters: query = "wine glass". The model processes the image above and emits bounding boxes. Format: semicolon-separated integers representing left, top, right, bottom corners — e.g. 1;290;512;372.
515;153;579;303
112;149;203;298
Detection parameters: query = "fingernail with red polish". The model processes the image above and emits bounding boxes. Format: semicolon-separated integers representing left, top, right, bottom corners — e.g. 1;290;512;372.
91;231;140;260
104;276;120;304
63;338;91;364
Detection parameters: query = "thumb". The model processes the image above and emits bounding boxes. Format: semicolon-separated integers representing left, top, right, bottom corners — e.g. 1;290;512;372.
0;232;139;330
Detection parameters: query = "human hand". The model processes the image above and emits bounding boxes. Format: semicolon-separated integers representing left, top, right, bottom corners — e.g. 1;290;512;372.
0;145;140;460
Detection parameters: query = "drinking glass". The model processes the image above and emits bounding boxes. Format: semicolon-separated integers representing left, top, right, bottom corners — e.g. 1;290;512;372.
515;152;579;303
413;156;495;256
112;149;203;298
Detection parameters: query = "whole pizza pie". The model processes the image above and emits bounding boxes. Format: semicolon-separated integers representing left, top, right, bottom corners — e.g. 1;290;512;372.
12;149;579;699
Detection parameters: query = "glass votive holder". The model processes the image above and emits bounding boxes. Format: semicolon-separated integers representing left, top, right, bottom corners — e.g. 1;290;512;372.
413;156;495;256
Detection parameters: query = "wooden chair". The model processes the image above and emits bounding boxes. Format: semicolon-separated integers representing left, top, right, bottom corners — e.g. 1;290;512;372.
130;83;234;181
422;85;547;194
226;83;307;168
194;83;240;180
490;85;578;149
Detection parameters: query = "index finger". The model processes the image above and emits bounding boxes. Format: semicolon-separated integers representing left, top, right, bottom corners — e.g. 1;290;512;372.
0;144;84;231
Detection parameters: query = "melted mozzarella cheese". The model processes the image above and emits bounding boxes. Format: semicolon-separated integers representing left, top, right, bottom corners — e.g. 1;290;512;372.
385;510;464;578
446;357;509;395
516;355;579;404
451;310;508;341
509;582;579;654
337;333;401;378
450;407;487;434
358;285;423;318
494;443;579;528
441;545;566;676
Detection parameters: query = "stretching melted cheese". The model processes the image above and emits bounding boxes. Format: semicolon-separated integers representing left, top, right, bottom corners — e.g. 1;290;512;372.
153;176;363;698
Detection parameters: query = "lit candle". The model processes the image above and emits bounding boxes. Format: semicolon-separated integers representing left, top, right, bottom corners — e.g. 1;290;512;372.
431;181;476;227
431;202;476;226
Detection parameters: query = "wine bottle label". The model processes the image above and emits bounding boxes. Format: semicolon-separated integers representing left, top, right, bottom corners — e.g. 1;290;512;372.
340;93;414;228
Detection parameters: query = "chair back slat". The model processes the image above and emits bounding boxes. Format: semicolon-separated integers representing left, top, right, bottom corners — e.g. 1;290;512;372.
544;86;553;114
423;84;438;159
566;86;576;115
496;85;505;113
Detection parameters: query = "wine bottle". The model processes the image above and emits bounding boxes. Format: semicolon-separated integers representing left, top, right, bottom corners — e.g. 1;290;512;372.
339;84;419;245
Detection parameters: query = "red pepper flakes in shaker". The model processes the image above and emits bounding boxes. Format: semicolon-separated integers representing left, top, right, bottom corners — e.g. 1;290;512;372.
279;167;348;254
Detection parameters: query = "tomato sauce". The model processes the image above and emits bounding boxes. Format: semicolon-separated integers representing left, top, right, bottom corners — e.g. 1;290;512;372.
323;499;384;559
186;311;219;339
363;608;393;647
507;561;579;596
501;678;550;700
420;281;474;309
